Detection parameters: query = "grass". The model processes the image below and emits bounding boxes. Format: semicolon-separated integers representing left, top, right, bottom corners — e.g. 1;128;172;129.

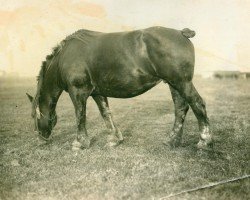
0;77;249;200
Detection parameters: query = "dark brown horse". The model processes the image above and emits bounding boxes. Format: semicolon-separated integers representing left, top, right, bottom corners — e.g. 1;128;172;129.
27;26;213;150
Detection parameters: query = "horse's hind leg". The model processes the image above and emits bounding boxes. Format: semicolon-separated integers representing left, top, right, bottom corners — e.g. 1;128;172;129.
165;85;189;147
69;85;92;150
92;95;123;146
175;81;213;150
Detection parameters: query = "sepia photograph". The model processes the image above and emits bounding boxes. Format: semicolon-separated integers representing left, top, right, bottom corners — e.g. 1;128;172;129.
0;0;249;199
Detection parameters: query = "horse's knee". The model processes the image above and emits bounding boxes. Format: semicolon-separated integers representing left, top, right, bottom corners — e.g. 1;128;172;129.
180;104;189;115
175;104;189;123
102;109;112;119
196;95;206;107
184;103;189;112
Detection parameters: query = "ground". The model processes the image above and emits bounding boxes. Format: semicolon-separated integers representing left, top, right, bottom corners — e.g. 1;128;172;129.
0;77;249;200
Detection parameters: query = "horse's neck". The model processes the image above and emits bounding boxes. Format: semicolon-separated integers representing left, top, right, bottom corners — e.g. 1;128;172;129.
39;70;62;111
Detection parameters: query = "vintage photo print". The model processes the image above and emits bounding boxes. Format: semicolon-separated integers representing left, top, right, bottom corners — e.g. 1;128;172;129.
0;0;249;199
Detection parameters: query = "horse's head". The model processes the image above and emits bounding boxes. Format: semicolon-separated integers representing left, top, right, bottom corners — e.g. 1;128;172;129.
26;93;57;140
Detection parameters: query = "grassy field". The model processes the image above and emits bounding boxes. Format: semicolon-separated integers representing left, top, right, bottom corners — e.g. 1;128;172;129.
0;77;249;200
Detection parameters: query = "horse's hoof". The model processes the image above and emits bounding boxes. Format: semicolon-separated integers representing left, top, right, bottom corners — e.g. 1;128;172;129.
197;139;214;151
197;148;210;157
163;140;181;148
163;135;181;148
72;138;90;150
72;140;81;151
106;135;123;147
72;146;80;151
81;138;91;149
116;131;124;142
107;141;119;147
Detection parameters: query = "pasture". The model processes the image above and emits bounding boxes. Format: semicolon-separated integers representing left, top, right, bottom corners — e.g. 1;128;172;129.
0;77;249;199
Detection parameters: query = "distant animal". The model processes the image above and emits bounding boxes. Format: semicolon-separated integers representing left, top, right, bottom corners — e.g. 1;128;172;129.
26;26;213;150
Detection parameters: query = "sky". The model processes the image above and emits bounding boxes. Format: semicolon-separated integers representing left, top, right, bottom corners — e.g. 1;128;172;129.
0;0;249;76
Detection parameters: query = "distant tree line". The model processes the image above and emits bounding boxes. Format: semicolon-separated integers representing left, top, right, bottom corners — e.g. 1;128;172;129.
213;71;250;79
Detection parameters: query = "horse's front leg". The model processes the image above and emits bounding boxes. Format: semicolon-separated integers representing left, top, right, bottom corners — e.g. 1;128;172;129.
92;95;123;146
69;86;92;150
164;85;189;147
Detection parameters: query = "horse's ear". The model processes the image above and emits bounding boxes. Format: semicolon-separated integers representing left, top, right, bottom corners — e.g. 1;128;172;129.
26;93;34;103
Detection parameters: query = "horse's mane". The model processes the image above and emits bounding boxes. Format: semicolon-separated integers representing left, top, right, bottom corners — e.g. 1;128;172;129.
37;44;62;82
32;43;64;113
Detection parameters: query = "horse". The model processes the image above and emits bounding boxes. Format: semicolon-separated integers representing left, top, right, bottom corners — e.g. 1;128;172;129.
26;26;213;151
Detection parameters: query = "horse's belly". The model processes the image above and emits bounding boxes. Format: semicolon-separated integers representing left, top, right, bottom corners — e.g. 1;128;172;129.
92;74;161;98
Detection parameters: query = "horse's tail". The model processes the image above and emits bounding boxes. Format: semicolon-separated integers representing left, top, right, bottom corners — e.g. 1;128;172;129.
181;28;196;38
